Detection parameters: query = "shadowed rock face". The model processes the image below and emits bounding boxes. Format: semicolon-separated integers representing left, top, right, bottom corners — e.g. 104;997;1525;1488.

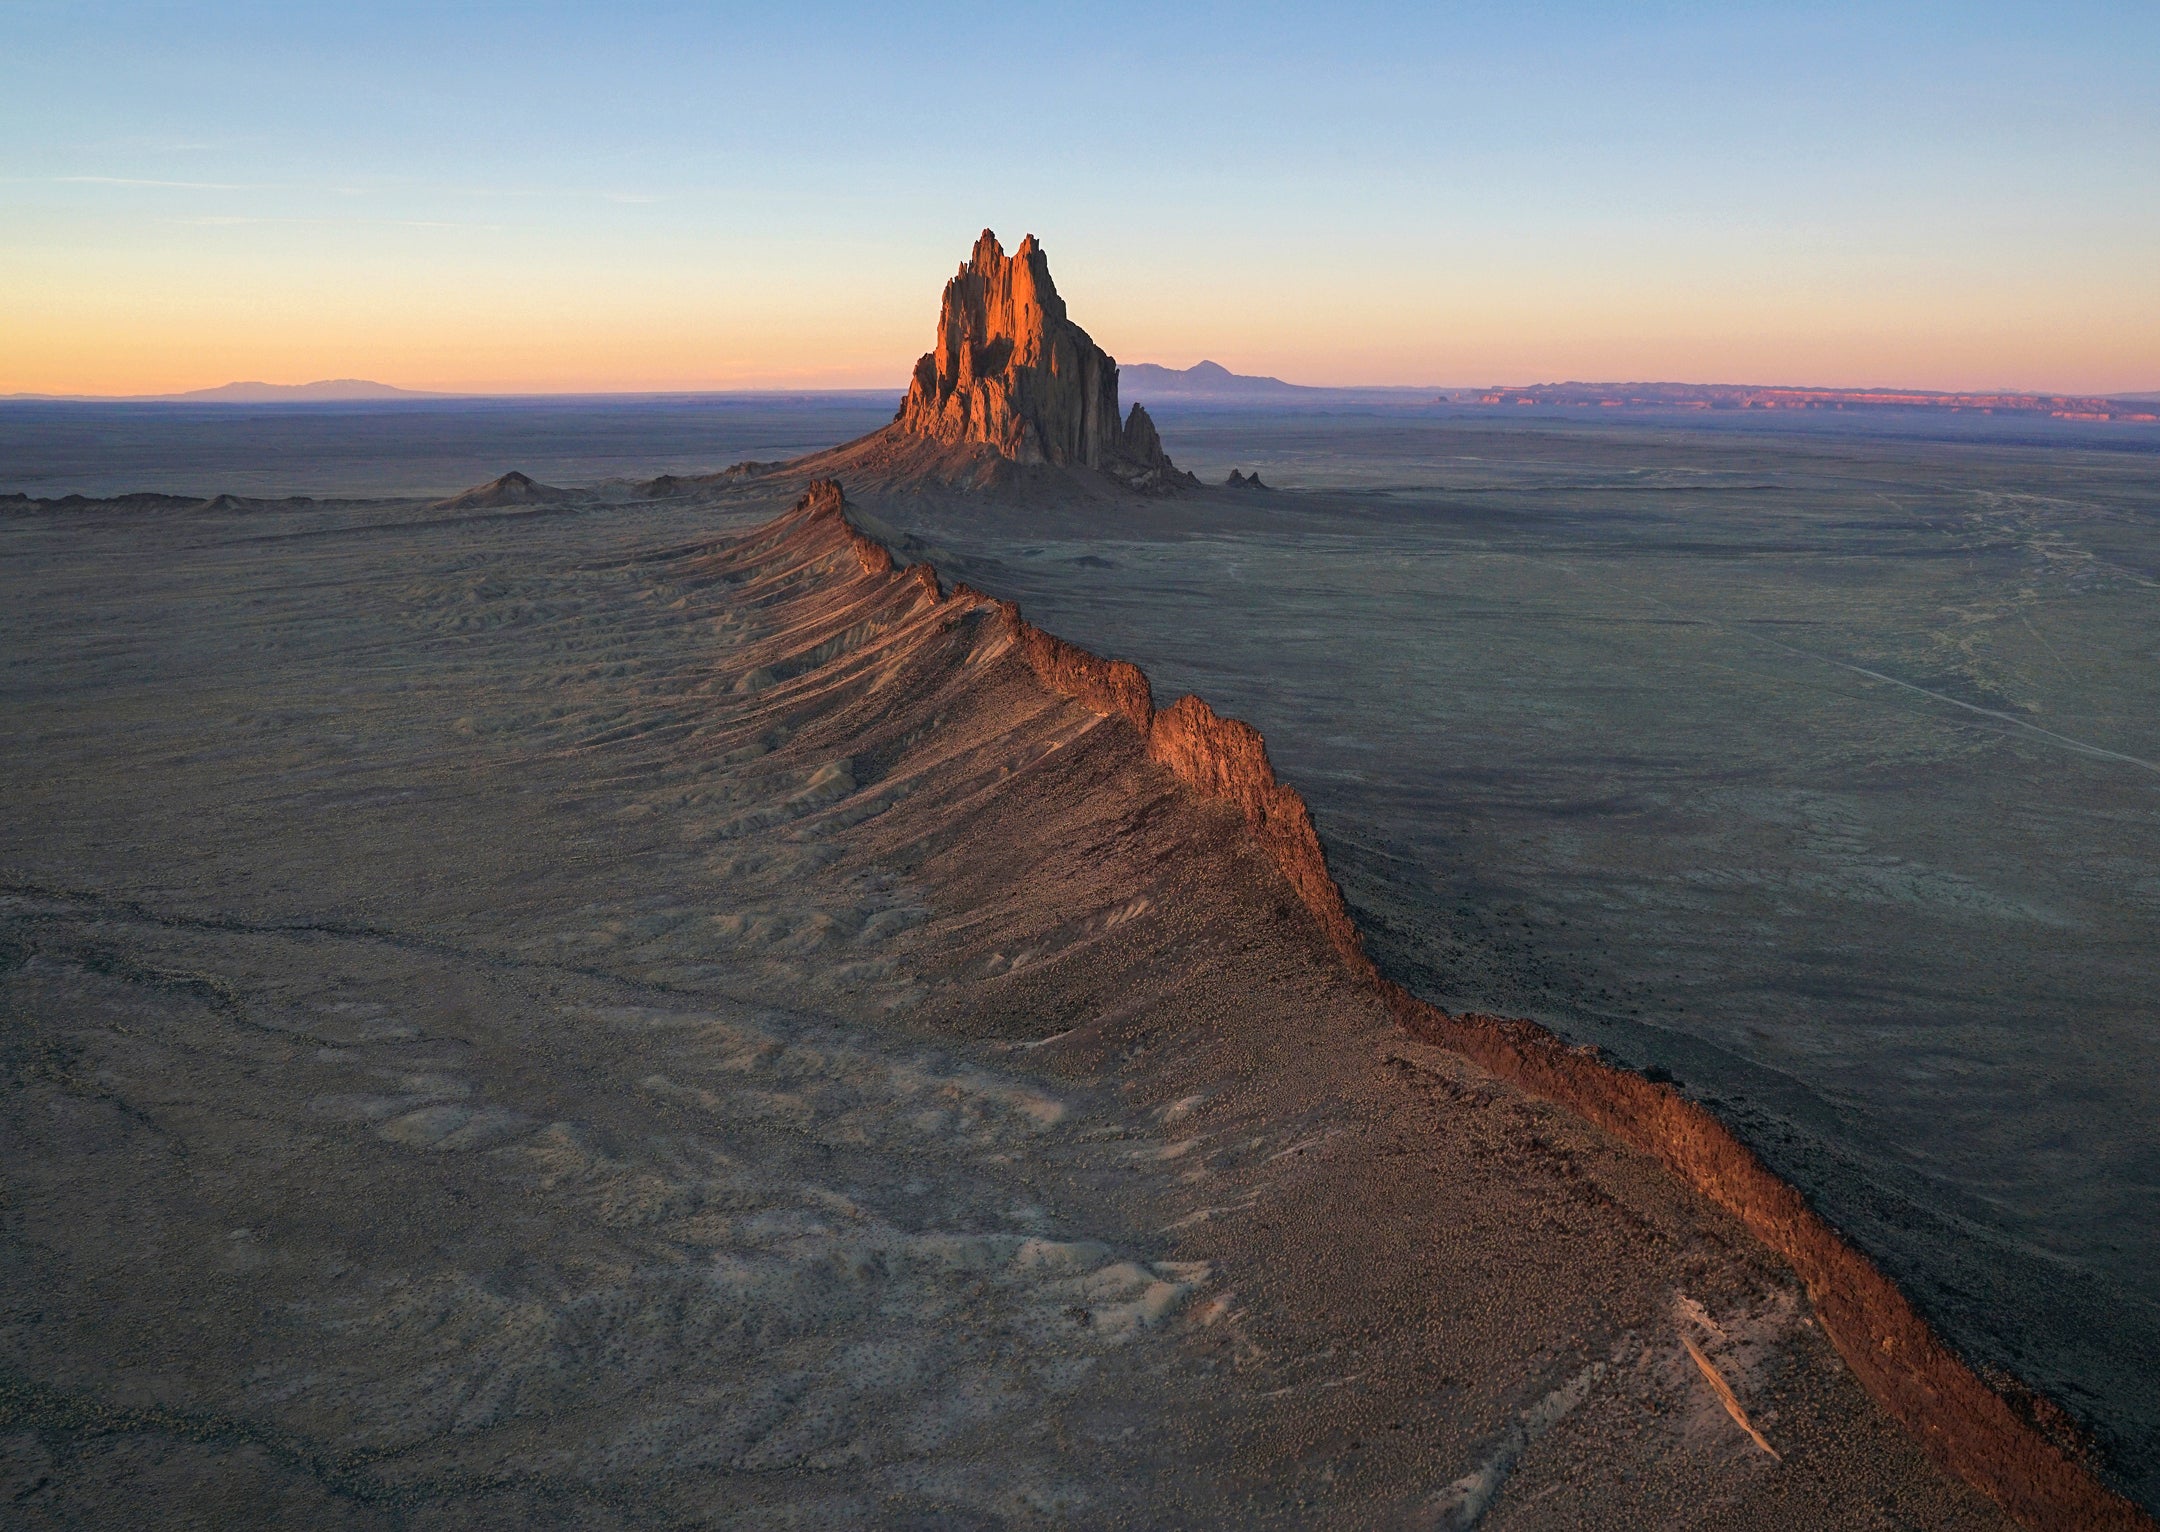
891;230;1191;492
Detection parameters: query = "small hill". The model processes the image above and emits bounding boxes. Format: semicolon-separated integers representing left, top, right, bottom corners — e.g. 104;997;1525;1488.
432;471;573;510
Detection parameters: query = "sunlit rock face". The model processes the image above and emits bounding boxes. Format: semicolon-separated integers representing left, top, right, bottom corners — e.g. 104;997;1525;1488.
894;230;1189;490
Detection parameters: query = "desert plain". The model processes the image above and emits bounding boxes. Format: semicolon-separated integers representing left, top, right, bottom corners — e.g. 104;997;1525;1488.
2;280;2156;1524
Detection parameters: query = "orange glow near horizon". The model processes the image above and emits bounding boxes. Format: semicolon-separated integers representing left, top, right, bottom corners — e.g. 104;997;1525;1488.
7;237;2159;399
9;7;2160;402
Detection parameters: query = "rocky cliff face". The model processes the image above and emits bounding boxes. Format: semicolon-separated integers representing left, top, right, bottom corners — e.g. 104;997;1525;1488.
890;231;1192;493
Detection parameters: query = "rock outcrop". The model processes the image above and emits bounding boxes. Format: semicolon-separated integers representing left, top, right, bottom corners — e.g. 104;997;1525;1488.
882;231;1194;494
433;471;572;511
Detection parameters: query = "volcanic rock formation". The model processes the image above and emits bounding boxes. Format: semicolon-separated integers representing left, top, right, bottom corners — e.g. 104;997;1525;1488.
433;470;572;510
895;230;1189;490
803;231;1195;495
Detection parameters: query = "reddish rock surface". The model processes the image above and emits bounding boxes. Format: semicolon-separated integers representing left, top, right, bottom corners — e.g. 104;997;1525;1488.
884;231;1194;493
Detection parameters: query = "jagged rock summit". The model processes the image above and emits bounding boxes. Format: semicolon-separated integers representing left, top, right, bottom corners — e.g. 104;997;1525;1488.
799;230;1196;496
897;229;1179;479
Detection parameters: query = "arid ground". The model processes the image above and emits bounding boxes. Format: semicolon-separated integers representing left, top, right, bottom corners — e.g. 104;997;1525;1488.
859;409;2160;1511
2;399;2154;1526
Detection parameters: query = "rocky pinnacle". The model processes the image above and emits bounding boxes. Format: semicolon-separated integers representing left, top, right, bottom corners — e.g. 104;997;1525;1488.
893;230;1191;491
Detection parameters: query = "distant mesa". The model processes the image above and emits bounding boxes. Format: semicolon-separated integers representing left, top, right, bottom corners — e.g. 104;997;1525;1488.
169;379;442;403
433;471;573;510
1;490;317;514
799;230;1197;495
1123;360;1315;401
2;378;443;403
1469;381;2160;422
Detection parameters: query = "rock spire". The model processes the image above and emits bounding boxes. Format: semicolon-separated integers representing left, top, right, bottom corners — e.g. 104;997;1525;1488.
891;230;1191;492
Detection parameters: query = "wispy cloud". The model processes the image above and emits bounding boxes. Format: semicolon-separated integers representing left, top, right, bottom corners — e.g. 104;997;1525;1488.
6;172;656;212
48;175;267;191
25;175;677;204
444;184;666;205
165;214;505;231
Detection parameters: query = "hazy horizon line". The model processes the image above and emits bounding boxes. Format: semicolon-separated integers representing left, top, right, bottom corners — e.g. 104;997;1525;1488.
9;372;2158;404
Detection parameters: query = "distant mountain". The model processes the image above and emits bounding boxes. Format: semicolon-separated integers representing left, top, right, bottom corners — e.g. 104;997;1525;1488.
168;379;443;402
1468;381;2158;421
1118;360;1318;400
3;379;451;403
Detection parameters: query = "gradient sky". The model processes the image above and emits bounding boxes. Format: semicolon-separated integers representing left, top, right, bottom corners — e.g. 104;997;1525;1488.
4;1;2157;396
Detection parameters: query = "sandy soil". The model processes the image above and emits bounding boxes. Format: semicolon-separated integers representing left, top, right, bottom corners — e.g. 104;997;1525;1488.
0;483;2014;1527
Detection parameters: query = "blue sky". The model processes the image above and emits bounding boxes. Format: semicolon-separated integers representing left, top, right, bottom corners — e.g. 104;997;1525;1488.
5;1;2156;392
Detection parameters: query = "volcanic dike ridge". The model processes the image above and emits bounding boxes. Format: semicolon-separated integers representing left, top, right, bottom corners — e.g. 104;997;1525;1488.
803;230;1197;495
799;480;2149;1531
